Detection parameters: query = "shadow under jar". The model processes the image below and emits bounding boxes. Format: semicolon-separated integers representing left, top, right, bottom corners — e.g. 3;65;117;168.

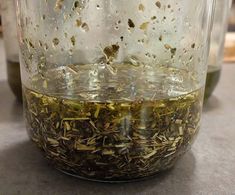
1;0;21;101
16;0;214;182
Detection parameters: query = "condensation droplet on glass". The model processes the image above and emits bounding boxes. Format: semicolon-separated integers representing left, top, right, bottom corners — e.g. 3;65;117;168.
38;40;43;47
145;53;151;58
188;24;192;30
42;15;46;20
189;56;193;62
69;49;73;55
129;56;141;67
44;43;49;50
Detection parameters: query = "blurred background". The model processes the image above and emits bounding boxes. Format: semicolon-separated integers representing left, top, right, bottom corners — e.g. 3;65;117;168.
225;0;235;62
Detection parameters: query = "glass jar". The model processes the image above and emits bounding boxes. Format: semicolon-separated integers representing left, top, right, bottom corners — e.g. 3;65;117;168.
16;0;214;182
1;0;22;101
205;0;231;100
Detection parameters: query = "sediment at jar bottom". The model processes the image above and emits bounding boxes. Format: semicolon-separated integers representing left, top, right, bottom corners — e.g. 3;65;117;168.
23;86;203;181
204;65;221;100
7;60;22;101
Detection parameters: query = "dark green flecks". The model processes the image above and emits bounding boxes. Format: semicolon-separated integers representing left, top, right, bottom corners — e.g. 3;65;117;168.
23;85;203;181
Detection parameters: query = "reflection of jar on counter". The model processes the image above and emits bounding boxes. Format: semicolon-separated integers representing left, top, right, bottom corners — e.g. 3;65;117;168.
17;0;214;182
1;0;21;101
205;0;231;100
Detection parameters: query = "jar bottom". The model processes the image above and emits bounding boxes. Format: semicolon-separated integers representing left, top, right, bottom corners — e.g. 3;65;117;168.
28;133;190;182
55;164;176;183
29;134;191;182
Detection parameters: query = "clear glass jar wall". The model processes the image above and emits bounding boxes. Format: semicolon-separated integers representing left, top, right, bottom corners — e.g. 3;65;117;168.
1;0;21;101
16;0;214;182
205;0;231;100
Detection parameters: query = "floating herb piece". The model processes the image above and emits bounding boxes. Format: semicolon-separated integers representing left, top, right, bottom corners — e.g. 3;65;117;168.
139;4;145;12
140;22;149;31
128;19;135;28
52;38;60;46
81;22;89;32
155;1;161;9
76;19;82;27
55;0;64;11
103;44;120;63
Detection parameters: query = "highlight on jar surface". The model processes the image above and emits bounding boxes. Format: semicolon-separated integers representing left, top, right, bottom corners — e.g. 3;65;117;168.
1;0;22;101
205;0;232;100
16;0;214;182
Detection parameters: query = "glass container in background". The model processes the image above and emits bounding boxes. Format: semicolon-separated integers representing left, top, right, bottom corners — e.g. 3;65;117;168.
205;0;232;100
1;0;21;101
16;0;214;182
228;0;235;31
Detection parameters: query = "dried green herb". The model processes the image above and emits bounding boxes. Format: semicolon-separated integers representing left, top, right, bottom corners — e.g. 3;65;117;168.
55;0;64;10
81;22;89;32
170;48;177;58
164;44;177;58
70;36;76;46
139;4;145;12
76;19;82;27
52;38;60;46
140;22;149;31
23;75;203;181
103;44;120;63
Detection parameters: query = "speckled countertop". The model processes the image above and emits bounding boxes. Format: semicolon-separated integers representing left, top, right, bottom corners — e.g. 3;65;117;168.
0;38;235;195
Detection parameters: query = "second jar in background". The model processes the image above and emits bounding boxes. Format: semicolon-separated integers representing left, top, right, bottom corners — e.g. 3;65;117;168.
205;0;232;100
1;0;21;101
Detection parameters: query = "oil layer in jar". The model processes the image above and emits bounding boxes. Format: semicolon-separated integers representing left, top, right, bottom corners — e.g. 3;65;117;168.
23;64;203;181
